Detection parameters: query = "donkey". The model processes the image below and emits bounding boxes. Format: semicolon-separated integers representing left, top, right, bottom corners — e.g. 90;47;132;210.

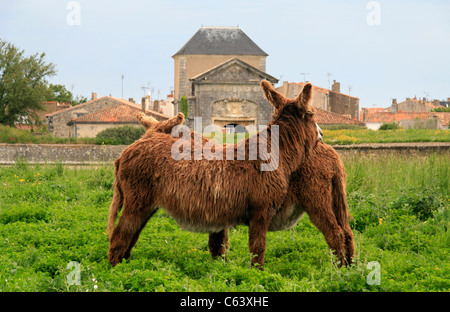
107;81;319;269
135;86;354;267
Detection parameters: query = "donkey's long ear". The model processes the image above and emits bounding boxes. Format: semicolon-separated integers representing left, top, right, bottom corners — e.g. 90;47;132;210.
296;83;314;112
157;112;185;134
260;80;285;109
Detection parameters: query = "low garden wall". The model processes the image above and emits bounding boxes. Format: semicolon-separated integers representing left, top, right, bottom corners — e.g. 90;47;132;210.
0;142;449;165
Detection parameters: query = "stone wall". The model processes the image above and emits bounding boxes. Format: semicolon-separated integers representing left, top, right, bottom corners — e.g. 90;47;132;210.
1;143;448;165
0;144;124;165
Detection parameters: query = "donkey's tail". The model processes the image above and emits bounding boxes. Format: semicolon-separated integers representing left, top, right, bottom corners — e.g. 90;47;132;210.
331;164;349;228
332;161;355;264
107;160;124;237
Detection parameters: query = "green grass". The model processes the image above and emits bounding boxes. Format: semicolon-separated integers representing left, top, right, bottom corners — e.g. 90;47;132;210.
1;124;449;145
0;125;96;144
0;152;448;292
322;128;450;145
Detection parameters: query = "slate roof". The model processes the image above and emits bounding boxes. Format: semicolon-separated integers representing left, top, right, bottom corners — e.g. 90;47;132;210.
173;26;268;56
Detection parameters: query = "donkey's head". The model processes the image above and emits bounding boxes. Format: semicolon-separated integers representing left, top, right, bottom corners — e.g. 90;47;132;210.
261;80;315;119
260;80;319;168
137;112;185;134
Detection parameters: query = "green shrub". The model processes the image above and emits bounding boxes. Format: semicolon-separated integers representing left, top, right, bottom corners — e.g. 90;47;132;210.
390;187;443;221
379;122;400;130
95;125;145;145
180;96;188;119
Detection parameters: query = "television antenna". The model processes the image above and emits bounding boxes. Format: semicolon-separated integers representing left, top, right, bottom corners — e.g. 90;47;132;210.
301;73;310;82
141;82;151;96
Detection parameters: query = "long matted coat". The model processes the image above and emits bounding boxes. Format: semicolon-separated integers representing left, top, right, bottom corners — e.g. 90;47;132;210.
132;84;355;267
107;81;319;268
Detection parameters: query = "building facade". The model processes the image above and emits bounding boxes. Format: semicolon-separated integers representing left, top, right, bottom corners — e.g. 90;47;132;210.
187;57;278;130
47;96;168;138
173;26;278;130
276;80;360;120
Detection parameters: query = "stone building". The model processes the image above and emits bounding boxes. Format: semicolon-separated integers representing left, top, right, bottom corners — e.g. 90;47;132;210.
386;96;438;113
173;26;278;130
276;80;360;120
46;94;168;138
187;57;278;130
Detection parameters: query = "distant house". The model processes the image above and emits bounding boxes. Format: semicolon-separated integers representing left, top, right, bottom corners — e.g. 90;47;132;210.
364;111;449;130
314;108;366;128
439;98;450;108
385;97;439;113
46;95;169;138
276;80;360;120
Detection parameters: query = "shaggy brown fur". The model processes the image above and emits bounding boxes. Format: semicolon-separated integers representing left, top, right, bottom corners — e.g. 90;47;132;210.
107;81;319;269
135;89;354;267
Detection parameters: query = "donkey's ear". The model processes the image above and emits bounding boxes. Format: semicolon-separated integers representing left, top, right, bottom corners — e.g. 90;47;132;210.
296;83;313;110
260;80;285;109
157;112;185;133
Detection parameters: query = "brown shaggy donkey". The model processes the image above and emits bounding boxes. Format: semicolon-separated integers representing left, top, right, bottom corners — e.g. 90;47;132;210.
107;81;319;269
135;89;354;267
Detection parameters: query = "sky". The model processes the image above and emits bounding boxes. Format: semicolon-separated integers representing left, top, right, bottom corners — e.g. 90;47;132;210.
1;0;449;109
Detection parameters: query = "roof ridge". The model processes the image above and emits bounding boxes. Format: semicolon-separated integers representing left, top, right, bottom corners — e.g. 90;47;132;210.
173;26;268;57
189;57;278;82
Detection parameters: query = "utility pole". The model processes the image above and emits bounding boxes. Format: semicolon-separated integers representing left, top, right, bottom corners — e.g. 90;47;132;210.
121;74;124;99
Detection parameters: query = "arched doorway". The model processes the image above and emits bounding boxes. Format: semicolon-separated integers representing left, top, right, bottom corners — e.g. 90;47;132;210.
211;99;257;132
224;123;248;134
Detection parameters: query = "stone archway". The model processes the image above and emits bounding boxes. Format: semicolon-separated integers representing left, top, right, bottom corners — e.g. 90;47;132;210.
211;99;257;132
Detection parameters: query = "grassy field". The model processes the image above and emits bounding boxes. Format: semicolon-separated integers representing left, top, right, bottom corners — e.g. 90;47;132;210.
1;124;450;145
0;152;448;292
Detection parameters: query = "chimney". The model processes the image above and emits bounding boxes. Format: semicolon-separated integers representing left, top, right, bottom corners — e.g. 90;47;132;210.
128;98;135;103
331;80;340;93
141;97;146;112
91;92;97;101
392;98;397;105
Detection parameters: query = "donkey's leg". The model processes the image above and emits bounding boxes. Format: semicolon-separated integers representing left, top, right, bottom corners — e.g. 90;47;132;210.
123;208;159;260
248;208;272;270
108;201;157;266
208;228;229;259
302;194;347;267
342;223;355;265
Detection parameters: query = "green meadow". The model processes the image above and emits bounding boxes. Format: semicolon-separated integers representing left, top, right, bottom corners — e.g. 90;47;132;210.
0;152;448;292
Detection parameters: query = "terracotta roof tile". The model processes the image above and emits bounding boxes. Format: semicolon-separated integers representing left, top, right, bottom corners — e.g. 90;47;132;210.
68;100;169;124
365;111;450;126
315;108;365;125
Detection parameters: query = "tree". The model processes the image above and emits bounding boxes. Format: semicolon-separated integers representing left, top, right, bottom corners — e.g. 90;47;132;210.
47;84;87;106
0;39;56;126
47;84;72;103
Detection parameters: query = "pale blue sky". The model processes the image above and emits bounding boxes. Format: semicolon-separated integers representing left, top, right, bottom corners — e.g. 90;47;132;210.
1;0;449;108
